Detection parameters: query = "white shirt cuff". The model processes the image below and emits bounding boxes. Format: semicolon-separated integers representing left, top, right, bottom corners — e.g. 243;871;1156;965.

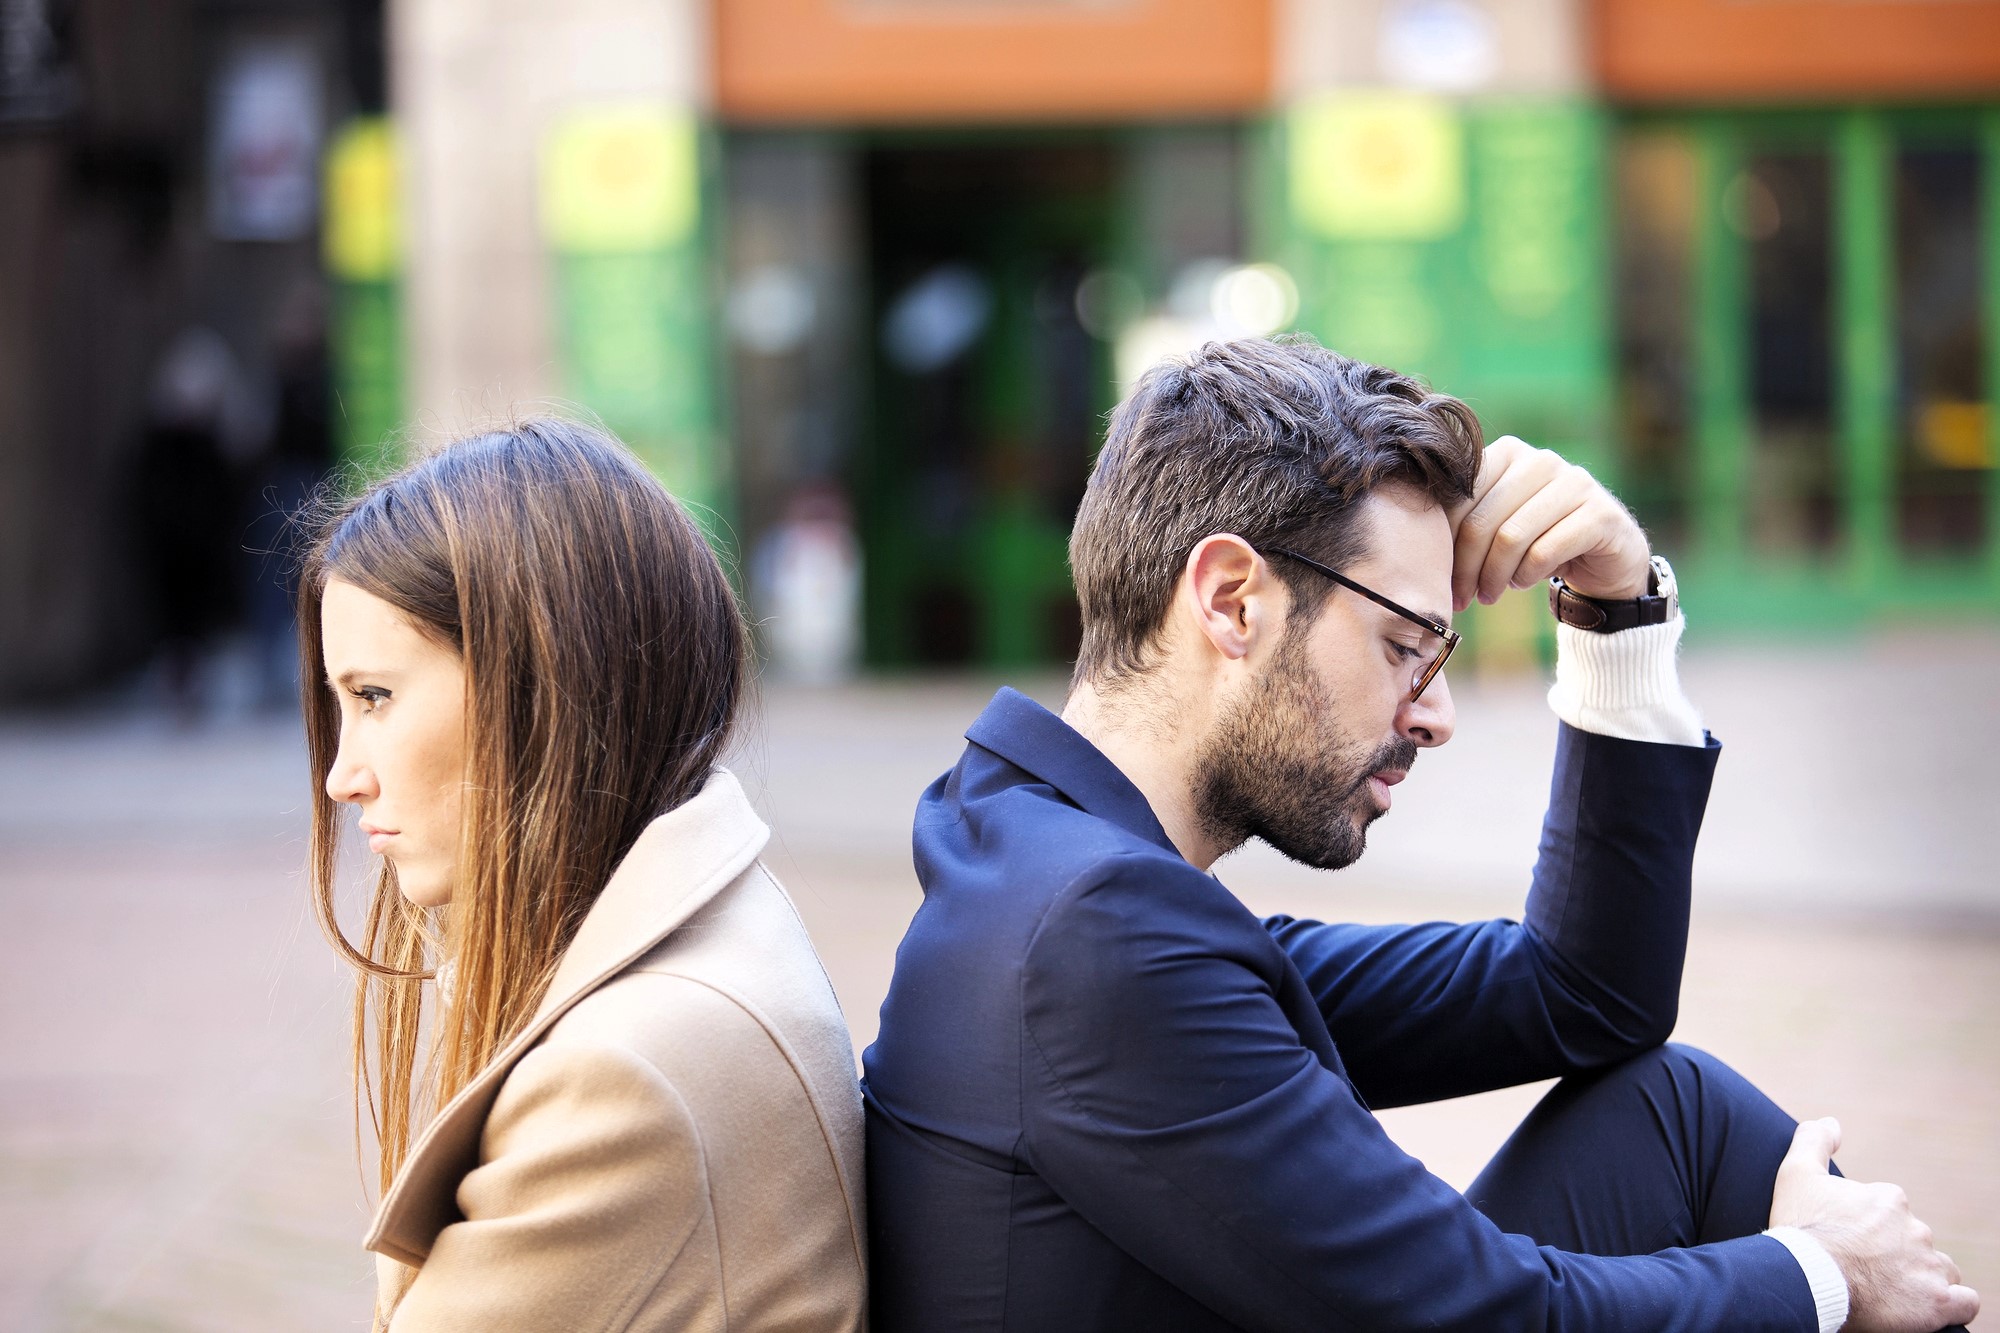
1545;614;1707;747
1764;1225;1851;1333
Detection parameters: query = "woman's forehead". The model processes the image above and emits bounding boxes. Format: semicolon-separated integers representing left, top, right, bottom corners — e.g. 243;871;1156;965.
321;580;448;666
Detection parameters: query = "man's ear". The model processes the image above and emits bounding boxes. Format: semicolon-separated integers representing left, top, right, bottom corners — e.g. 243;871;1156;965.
1181;534;1280;664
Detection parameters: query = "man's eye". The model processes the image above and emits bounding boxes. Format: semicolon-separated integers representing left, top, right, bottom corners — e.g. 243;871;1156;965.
1389;641;1423;663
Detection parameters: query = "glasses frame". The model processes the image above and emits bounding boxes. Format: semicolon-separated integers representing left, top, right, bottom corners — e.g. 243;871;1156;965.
1263;547;1460;701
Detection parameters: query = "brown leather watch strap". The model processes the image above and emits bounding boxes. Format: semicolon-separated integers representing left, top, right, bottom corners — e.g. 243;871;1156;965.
1547;559;1675;633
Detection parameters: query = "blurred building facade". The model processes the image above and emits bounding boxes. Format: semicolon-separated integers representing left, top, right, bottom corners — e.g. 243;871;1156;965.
2;0;1996;696
0;0;385;701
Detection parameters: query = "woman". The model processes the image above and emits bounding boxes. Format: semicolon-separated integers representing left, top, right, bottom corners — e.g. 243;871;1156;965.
300;419;867;1330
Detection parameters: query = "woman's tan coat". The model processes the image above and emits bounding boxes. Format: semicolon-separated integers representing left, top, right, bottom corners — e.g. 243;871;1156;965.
366;770;868;1331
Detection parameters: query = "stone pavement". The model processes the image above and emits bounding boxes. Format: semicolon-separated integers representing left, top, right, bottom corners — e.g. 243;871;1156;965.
3;628;1995;1330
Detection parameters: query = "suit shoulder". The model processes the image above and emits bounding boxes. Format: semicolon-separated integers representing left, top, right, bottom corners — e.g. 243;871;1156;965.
955;783;1184;897
1025;846;1280;982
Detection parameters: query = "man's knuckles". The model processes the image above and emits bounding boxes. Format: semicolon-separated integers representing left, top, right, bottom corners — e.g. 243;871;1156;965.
1873;1182;1910;1214
1492;517;1535;553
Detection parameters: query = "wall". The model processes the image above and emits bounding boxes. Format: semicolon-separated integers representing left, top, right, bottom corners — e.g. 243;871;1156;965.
1595;0;2000;103
714;0;1272;124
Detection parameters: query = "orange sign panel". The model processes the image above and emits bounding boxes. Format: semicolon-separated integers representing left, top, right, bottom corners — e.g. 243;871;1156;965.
1595;0;2000;101
713;0;1274;123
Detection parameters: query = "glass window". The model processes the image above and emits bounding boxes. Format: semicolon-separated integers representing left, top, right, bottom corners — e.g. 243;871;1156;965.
1894;144;1988;558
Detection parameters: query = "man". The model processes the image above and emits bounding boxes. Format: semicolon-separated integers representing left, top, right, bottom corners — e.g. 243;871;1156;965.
861;339;1978;1332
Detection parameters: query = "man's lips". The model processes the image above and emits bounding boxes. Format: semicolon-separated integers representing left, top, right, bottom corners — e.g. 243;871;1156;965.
1365;769;1408;811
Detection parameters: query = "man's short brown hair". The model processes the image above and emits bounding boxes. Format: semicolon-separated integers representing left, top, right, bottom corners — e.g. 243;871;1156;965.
1069;336;1483;687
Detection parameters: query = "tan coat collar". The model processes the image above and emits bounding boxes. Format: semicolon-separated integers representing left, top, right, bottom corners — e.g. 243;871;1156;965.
364;768;770;1265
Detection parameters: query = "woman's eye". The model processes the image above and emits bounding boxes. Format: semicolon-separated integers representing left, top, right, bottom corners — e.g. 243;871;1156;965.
351;686;391;712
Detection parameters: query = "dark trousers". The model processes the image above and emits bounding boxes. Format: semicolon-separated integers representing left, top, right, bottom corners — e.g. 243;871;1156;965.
1467;1042;1968;1333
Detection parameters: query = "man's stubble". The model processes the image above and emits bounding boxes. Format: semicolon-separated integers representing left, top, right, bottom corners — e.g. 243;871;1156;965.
1191;627;1417;871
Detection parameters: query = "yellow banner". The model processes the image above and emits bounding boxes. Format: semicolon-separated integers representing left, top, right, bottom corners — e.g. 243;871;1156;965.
1289;92;1465;241
541;106;699;254
323;118;399;281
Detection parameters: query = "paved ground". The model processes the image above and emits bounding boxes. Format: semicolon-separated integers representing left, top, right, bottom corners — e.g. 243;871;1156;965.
3;629;1996;1330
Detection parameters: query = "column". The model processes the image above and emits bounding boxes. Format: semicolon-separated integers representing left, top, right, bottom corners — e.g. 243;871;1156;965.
1690;117;1749;574
389;0;714;492
1984;108;2000;590
1833;110;1895;591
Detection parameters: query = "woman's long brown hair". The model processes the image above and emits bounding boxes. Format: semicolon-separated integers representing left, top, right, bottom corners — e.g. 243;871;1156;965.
297;419;747;1203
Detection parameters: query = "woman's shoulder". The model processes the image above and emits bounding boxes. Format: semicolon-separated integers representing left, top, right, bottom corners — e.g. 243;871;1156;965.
625;858;846;1030
542;860;858;1125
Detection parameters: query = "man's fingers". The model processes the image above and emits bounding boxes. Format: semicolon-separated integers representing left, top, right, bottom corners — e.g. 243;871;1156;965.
1490;472;1620;594
1447;434;1529;527
1451;438;1652;608
1451;450;1563;608
1938;1250;1960;1286
1942;1282;1980;1327
1512;505;1600;592
1785;1117;1841;1173
1473;478;1592;604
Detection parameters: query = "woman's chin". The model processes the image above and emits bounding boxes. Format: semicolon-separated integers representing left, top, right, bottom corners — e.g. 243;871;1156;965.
393;865;454;909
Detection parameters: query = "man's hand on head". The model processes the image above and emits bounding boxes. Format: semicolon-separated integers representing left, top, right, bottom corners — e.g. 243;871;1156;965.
1446;436;1652;614
1770;1117;1980;1332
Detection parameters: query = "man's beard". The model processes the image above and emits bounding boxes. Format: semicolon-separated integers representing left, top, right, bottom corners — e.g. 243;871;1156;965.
1191;631;1418;871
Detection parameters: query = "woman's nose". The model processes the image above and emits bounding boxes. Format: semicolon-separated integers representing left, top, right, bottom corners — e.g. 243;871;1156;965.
324;734;378;805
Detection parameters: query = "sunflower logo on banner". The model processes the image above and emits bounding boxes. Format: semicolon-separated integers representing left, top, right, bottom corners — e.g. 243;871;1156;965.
540;106;699;254
1288;92;1465;241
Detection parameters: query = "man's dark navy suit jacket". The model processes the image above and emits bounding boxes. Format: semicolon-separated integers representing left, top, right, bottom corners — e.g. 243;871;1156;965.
861;688;1821;1332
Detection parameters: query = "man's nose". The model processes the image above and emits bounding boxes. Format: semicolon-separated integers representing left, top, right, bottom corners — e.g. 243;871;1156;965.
1399;673;1455;748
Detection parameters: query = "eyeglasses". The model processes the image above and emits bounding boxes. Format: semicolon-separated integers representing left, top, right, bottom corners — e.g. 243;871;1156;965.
1263;547;1460;702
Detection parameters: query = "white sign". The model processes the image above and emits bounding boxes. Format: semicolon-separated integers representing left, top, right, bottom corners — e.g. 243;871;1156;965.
208;37;322;242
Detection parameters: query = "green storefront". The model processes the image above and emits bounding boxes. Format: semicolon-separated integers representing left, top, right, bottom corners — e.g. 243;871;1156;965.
328;97;1999;669
1275;95;2000;638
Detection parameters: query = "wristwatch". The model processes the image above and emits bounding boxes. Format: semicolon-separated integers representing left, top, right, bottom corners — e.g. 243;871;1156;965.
1547;555;1678;632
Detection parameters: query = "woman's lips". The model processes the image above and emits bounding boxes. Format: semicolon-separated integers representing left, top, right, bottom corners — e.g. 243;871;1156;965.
360;824;399;855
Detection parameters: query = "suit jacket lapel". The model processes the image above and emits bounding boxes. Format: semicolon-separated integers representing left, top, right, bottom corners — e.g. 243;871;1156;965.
364;767;769;1266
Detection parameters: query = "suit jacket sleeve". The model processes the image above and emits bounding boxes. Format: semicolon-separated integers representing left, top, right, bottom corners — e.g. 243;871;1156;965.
1265;723;1723;1108
385;1040;713;1332
1018;840;1813;1333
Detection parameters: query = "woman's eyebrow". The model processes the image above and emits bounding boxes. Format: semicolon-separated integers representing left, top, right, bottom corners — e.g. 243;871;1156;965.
330;668;401;690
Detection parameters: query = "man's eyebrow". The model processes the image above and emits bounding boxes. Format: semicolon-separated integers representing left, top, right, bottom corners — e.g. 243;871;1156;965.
1374;603;1452;635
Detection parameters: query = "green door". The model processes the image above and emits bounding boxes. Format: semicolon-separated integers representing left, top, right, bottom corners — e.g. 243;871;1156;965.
1615;107;2000;626
858;135;1120;668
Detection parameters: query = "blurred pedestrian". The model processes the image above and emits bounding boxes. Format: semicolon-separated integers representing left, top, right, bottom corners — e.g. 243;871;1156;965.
752;480;863;684
129;328;247;720
299;420;867;1331
242;277;334;708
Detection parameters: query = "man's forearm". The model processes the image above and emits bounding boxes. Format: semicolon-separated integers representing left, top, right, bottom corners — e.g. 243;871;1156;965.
1542;613;1852;1333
